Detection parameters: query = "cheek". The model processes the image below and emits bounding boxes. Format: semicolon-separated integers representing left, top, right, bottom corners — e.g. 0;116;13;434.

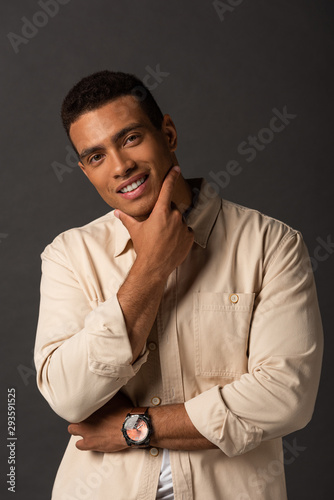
88;168;111;188
135;138;171;165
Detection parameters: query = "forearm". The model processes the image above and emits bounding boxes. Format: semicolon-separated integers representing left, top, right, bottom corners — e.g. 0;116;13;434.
115;168;194;363
149;404;217;451
117;257;167;363
68;397;217;453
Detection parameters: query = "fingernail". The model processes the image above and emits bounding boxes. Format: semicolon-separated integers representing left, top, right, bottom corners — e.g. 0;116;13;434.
172;166;181;173
114;210;119;219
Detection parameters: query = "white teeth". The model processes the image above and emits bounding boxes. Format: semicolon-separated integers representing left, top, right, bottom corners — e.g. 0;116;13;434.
120;176;146;193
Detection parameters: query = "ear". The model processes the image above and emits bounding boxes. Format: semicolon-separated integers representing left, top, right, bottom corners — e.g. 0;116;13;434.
161;114;177;152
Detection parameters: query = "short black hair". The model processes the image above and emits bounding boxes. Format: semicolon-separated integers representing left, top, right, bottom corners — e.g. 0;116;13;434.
61;70;164;139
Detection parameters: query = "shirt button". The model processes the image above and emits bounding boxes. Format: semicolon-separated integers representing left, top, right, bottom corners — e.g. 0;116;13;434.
148;342;157;351
150;447;159;457
151;397;161;406
229;293;239;304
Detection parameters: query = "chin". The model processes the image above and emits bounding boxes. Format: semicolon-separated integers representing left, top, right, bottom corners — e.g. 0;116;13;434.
129;208;152;221
124;198;156;219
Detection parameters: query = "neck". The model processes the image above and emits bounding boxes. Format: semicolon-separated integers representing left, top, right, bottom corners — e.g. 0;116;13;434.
172;175;193;215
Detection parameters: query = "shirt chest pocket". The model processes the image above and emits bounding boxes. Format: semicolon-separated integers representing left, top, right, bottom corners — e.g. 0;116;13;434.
193;292;255;377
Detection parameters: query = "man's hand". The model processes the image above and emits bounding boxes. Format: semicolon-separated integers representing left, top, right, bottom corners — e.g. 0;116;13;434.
68;392;132;452
115;166;194;362
115;166;194;281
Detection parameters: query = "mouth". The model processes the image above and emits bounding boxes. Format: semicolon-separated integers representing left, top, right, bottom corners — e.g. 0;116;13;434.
117;174;149;200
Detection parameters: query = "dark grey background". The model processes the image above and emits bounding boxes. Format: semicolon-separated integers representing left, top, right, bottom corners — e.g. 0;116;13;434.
1;0;333;498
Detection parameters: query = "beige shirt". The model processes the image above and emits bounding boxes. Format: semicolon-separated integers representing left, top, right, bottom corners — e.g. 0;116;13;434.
35;178;323;500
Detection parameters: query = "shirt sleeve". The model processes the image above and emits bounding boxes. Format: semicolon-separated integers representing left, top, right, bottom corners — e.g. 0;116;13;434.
185;231;323;457
34;241;148;423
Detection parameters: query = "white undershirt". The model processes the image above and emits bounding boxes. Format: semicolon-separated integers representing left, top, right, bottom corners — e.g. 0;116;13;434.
156;449;174;499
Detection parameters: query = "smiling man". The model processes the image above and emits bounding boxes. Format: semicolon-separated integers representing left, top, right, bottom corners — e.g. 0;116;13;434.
71;94;191;221
35;71;323;500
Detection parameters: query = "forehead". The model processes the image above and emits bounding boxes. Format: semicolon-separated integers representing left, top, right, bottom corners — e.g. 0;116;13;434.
69;95;150;150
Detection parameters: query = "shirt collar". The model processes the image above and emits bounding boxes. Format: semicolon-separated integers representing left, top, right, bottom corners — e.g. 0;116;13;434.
113;213;133;257
113;177;221;257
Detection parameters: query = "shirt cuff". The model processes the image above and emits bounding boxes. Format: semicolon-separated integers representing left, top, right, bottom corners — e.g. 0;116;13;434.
185;385;263;457
84;294;149;378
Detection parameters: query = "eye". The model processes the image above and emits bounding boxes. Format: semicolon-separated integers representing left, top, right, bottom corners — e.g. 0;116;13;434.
88;153;104;165
125;134;140;146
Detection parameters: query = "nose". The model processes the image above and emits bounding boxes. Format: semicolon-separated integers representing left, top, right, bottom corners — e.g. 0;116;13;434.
110;151;137;178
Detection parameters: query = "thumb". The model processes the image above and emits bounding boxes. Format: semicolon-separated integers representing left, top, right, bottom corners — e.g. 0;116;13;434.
114;209;138;233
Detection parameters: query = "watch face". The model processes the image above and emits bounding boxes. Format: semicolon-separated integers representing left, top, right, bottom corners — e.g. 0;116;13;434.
124;415;149;443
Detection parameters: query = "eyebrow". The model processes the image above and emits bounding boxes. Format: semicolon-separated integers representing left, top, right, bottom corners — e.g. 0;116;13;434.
78;122;145;161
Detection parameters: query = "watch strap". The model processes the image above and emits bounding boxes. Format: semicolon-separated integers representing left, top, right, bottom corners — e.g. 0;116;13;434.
129;407;149;415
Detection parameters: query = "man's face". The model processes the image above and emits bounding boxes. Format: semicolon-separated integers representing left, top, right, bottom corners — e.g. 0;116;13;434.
70;95;178;220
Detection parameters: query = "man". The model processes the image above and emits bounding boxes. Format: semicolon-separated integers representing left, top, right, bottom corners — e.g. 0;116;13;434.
35;70;323;500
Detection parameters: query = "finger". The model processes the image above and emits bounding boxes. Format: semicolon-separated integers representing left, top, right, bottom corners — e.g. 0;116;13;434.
75;438;92;451
155;165;181;209
114;209;138;233
68;423;81;436
75;436;103;452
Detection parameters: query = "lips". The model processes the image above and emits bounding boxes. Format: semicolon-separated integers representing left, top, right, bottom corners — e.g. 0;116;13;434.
119;176;146;193
117;173;149;200
117;173;148;193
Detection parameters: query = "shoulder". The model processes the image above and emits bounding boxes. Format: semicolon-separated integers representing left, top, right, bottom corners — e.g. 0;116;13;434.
220;199;303;268
221;198;298;239
41;210;118;263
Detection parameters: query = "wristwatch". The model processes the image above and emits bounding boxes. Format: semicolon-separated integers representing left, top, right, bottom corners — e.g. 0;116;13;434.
121;407;153;447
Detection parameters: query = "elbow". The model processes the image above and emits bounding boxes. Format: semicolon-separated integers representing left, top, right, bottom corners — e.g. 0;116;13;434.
283;396;315;435
270;383;318;438
255;351;322;438
41;387;95;423
50;402;92;423
36;369;93;423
